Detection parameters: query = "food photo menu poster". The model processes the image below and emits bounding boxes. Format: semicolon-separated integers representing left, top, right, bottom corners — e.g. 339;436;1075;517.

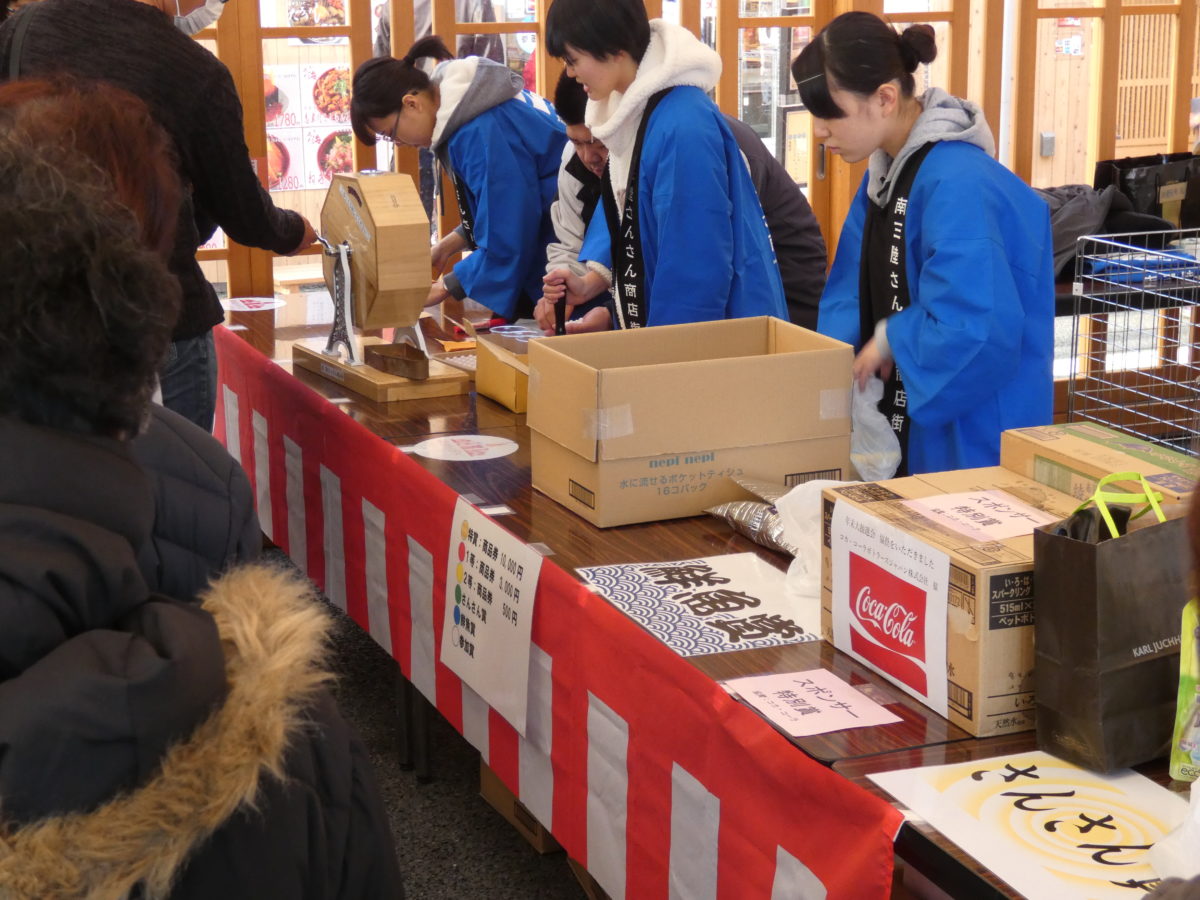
264;63;353;193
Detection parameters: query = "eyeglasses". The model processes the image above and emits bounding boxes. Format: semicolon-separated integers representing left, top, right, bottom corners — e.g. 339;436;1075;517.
376;112;403;145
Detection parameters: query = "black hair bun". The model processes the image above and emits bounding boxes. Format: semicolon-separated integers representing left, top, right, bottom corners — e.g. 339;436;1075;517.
899;23;937;70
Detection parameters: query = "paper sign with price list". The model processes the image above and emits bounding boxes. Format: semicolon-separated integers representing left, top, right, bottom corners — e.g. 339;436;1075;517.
440;497;542;735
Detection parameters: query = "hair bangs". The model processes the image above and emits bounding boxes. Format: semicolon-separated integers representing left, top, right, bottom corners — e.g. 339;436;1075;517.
793;39;845;120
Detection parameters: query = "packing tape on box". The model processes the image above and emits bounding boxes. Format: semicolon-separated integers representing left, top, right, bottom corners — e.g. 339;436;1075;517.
820;387;851;420
585;404;635;440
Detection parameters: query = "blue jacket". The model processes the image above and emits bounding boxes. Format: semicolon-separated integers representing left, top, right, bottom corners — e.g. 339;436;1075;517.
580;86;787;326
820;141;1054;473
442;91;566;319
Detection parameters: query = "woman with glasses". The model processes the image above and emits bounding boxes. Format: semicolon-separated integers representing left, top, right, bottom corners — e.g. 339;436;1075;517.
351;36;566;321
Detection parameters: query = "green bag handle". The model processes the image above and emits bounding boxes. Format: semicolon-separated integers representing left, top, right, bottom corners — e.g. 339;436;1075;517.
1073;471;1167;539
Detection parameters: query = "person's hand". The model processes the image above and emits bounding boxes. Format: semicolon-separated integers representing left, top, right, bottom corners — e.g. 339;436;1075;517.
287;215;318;255
431;230;468;275
852;336;893;391
563;305;612;334
535;268;590;334
425;278;451;308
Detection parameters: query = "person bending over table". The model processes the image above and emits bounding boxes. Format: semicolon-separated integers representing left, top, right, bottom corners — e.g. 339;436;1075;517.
795;11;1053;476
534;69;828;335
351;36;566;322
540;0;787;331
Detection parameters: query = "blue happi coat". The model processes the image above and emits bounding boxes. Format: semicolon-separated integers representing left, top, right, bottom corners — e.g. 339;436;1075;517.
820;139;1054;473
579;85;786;326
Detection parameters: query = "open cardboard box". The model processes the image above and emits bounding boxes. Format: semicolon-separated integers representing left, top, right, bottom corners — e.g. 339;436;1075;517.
461;320;531;412
527;317;853;527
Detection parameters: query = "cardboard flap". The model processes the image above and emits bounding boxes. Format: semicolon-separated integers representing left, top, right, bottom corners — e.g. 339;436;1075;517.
594;346;852;460
478;334;531;375
527;340;600;461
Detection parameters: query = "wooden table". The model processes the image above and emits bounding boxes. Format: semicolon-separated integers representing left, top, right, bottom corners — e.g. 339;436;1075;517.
217;306;1077;897
228;306;977;765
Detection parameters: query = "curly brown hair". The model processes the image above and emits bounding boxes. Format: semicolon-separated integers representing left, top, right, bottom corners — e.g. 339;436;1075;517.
0;138;180;437
0;78;182;259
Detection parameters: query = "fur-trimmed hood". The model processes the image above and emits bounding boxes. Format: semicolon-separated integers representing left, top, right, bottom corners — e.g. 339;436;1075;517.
0;564;333;900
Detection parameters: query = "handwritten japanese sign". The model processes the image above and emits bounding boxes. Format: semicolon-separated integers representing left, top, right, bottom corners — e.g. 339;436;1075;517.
831;500;951;716
440;498;543;735
903;490;1059;543
725;669;901;737
577;553;817;656
868;751;1189;898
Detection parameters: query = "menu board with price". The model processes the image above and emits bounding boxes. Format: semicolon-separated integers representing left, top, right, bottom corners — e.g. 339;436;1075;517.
264;63;354;193
440;498;543;735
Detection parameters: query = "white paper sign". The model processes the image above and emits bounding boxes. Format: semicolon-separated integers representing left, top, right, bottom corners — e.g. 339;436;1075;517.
577;553;818;656
440;498;543;736
725;669;901;737
831;500;951;716
868;751;1188;899
902;490;1060;543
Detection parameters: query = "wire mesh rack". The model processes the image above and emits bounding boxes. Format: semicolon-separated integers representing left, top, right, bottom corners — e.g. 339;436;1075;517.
1068;229;1200;456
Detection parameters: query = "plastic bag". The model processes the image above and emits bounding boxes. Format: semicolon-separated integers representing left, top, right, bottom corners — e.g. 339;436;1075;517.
774;479;852;603
850;376;901;482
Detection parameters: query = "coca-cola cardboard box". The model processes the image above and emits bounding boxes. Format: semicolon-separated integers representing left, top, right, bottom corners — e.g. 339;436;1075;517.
820;468;1080;737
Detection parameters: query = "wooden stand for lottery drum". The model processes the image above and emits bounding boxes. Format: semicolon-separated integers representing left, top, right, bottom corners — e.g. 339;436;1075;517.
292;171;470;402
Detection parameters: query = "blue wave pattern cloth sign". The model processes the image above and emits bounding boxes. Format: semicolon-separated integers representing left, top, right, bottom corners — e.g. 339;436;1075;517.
577;553;819;657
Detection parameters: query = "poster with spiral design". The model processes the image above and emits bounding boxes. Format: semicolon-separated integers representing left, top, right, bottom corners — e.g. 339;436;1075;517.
577;553;819;657
868;751;1189;897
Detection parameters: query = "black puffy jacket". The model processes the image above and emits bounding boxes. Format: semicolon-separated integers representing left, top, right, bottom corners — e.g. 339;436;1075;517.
132;404;261;600
0;418;402;899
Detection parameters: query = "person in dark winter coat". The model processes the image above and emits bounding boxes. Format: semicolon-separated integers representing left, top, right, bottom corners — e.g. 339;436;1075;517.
0;78;261;602
0;0;318;432
0;106;401;900
132;403;260;600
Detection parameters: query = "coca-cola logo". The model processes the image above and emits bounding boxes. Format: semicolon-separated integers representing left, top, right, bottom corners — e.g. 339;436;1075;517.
847;553;928;694
854;586;917;648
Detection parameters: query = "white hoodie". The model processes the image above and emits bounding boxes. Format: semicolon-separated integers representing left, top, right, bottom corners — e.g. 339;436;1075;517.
585;19;721;212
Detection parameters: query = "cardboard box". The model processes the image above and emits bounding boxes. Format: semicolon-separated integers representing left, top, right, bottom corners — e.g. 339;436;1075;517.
1001;422;1198;515
475;333;530;413
479;761;560;855
527;317;853;527
821;467;1082;737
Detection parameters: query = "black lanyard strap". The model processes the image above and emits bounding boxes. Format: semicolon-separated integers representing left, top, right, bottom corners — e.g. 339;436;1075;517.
600;88;671;330
858;140;936;476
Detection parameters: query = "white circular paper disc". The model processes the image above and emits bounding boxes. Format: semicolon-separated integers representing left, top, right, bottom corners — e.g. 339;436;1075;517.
411;435;518;461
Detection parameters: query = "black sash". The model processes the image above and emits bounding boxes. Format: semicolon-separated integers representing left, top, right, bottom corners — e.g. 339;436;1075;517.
601;88;671;330
451;172;477;249
565;153;602;230
859;141;935;477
